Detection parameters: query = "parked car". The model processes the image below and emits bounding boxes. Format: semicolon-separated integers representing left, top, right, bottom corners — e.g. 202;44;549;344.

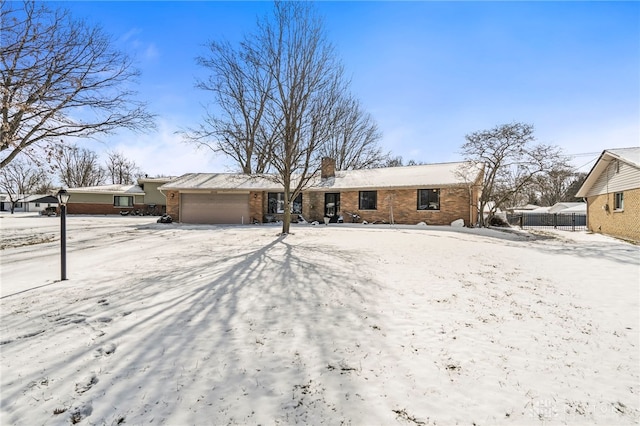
40;206;58;216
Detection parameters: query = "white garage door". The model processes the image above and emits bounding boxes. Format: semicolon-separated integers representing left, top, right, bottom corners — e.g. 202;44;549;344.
181;193;250;224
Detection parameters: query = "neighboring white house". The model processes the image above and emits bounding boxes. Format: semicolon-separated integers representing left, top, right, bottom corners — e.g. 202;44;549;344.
20;194;59;213
0;194;59;213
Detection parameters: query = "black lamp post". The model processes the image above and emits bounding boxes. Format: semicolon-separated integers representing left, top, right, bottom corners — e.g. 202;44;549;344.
56;189;71;281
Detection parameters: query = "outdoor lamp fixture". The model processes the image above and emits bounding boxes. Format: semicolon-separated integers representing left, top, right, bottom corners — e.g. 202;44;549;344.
56;189;71;281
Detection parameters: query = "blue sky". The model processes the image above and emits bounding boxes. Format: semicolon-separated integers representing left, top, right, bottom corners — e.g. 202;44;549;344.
54;1;639;177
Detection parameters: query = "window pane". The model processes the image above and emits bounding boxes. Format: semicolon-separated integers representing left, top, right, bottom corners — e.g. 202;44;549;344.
418;189;440;210
268;192;302;214
614;192;624;210
267;192;278;214
292;193;302;214
359;191;377;210
114;196;133;207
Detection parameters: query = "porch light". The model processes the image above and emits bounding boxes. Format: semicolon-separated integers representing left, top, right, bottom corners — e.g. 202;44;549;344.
56;189;71;281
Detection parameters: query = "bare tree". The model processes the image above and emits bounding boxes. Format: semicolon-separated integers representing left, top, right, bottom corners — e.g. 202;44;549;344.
31;178;55;195
189;2;359;234
257;2;348;234
0;0;155;169
55;144;105;187
564;172;588;202
532;165;577;206
0;158;48;213
384;156;404;167
459;122;568;227
320;94;387;170
105;150;142;184
184;39;273;174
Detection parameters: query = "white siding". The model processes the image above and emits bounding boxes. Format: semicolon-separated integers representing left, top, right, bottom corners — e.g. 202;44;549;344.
586;160;640;196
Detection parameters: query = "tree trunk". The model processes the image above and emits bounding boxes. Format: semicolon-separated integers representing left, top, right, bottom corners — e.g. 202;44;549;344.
281;197;291;235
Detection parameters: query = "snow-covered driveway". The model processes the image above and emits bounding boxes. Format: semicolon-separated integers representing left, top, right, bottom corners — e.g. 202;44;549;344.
1;214;638;425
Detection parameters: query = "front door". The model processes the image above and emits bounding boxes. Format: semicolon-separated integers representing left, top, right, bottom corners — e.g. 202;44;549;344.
324;193;340;222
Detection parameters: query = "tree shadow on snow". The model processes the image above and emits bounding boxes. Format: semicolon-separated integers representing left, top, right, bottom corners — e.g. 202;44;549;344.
1;228;390;423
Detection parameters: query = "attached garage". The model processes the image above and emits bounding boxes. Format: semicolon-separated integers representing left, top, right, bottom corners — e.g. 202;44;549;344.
181;192;250;224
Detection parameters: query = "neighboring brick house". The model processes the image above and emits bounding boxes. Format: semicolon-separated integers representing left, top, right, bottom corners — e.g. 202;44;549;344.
576;147;640;243
160;159;484;226
65;177;172;215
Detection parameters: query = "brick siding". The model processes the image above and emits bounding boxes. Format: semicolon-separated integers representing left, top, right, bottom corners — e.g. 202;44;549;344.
165;190;180;222
249;191;263;223
586;188;640;242
321;157;336;179
171;185;481;227
302;186;478;226
67;203;145;215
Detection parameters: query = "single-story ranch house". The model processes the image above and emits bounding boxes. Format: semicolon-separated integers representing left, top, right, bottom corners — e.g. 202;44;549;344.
576;147;640;242
0;194;59;213
159;158;484;226
66;177;172;215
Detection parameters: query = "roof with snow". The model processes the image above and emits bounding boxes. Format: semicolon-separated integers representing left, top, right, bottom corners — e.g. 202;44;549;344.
558;203;587;213
576;147;640;197
548;202;586;213
19;194;59;203
160;174;282;191
66;184;145;195
606;147;640;168
310;161;481;190
510;204;540;211
160;161;482;192
137;177;176;184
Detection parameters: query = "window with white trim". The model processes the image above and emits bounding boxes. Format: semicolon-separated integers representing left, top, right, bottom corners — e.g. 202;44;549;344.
614;192;624;211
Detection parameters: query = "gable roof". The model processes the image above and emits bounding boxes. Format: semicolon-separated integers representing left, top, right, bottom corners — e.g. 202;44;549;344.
576;147;640;197
19;194;59;203
66;184;145;195
160;161;482;192
160;174;282;191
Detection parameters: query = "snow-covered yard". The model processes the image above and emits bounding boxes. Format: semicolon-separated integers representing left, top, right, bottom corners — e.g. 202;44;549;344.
1;213;638;425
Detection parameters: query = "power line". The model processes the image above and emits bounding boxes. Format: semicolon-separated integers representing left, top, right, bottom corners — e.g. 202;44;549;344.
563;151;601;159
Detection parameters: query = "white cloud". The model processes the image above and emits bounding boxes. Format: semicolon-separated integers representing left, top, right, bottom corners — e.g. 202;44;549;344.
94;119;235;178
143;43;159;60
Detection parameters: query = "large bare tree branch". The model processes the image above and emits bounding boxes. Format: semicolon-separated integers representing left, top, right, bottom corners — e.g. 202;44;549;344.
1;1;155;168
0;157;49;212
184;2;385;233
459;122;569;227
54;143;105;187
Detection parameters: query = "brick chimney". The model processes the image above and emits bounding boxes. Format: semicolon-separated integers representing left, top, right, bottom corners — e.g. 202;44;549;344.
321;157;336;179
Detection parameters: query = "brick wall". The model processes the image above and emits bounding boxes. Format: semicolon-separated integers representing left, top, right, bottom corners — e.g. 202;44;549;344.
165;190;180;222
586;188;640;242
302;186;477;226
303;192;325;222
321;157;336;179
170;185;480;226
249;191;263;223
67;203;145;215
